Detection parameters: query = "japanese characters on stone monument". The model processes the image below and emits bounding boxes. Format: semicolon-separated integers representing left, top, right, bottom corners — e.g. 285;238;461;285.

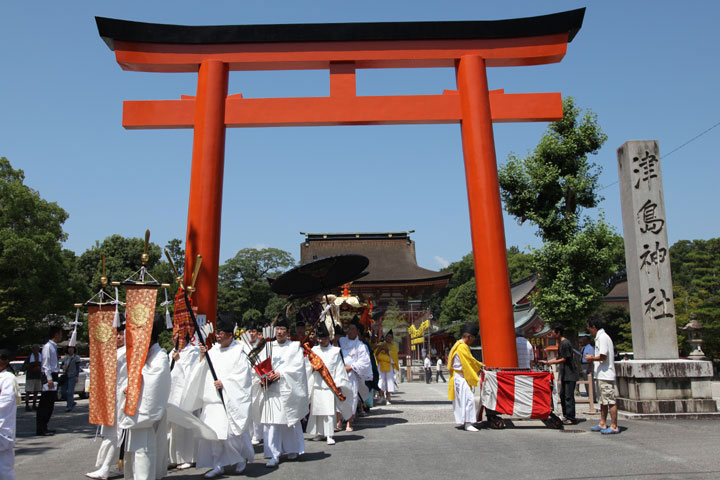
617;140;679;360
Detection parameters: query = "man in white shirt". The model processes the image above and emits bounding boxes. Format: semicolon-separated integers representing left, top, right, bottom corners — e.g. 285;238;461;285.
240;324;265;446
0;349;19;480
585;318;619;434
515;328;534;369
187;316;254;478
338;319;372;432
261;316;309;468
423;354;432;384
36;326;62;436
435;357;446;383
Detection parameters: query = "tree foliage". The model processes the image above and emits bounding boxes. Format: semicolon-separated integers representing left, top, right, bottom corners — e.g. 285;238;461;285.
217;247;295;327
0;157;84;345
670;238;720;358
498;98;624;332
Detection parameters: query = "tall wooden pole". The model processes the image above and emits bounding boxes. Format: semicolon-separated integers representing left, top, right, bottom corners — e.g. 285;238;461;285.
457;55;517;368
184;60;229;327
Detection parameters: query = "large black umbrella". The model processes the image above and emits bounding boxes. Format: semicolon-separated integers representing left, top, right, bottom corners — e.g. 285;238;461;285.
270;254;369;299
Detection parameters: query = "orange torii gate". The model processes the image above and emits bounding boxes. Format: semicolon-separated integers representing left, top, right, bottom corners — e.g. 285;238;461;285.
96;8;585;368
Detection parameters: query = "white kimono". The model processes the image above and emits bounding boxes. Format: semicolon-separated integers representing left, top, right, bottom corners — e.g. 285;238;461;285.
119;344;171;480
338;336;372;418
306;345;353;437
167;344;201;465
240;339;264;442
0;370;19;480
185;340;253;469
260;340;309;461
93;346;128;474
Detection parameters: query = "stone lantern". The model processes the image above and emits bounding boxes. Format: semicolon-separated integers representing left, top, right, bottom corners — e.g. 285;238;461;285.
680;314;707;360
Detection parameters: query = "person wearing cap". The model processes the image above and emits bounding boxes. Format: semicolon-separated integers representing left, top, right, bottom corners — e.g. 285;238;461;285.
261;315;309;468
374;330;399;405
338;317;372;432
118;319;172;480
0;349;20;480
447;323;483;432
166;334;201;471
86;323;128;480
515;327;534;369
186;315;254;478
306;323;352;445
240;323;265;446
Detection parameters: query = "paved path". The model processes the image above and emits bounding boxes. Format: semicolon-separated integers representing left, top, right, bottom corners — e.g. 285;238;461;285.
15;380;720;479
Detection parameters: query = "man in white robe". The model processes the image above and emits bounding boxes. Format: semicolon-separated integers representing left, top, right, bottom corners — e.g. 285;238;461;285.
185;317;254;479
119;320;172;480
240;324;264;445
261;317;309;468
0;350;19;480
306;323;352;445
86;327;128;480
338;319;372;432
167;339;201;470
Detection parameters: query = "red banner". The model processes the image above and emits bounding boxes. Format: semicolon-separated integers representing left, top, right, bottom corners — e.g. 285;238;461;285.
88;306;117;426
124;285;157;416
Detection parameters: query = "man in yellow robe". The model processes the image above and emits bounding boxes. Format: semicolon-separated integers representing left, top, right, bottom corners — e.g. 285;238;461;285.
373;330;399;405
447;323;483;432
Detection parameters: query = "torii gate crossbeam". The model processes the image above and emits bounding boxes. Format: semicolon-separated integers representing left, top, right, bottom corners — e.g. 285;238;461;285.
97;8;585;368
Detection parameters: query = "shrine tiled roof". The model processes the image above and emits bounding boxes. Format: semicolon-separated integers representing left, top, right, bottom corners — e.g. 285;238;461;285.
299;232;451;285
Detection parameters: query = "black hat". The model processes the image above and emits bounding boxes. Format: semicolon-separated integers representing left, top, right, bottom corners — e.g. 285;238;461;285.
386;329;394;337
116;312;127;332
295;320;306;327
350;315;362;330
515;327;525;337
275;313;290;329
316;322;330;338
216;314;236;334
334;325;345;337
461;322;479;337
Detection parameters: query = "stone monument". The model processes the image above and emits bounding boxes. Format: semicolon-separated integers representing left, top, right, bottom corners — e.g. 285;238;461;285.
616;140;715;414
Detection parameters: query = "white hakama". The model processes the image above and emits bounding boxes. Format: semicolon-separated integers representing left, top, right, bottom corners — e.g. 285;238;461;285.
378;369;396;393
167;344;201;466
260;340;308;462
306;345;352;438
185;340;253;470
119;344;171;480
452;373;476;425
241;340;265;443
338;337;372;419
0;371;18;480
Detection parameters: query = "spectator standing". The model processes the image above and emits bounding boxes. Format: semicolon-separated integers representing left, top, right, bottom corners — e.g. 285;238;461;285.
515;328;534;369
23;344;42;411
585;318;619;434
36;326;62;436
540;325;578;425
579;336;596;400
435;357;446;383
60;346;80;412
423;354;432;384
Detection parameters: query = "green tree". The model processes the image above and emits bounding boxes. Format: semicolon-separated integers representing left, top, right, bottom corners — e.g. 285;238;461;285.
507;246;534;283
498;97;624;332
0;157;83;346
670;238;720;358
217;247;295;323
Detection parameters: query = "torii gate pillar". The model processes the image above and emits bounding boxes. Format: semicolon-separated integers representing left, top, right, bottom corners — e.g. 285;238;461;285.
457;55;516;367
186;60;229;326
97;8;585;367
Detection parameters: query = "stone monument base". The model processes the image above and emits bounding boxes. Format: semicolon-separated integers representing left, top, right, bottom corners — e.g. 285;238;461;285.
616;359;717;415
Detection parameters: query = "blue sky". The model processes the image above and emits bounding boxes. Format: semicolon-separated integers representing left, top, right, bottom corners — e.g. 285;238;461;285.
1;1;718;271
